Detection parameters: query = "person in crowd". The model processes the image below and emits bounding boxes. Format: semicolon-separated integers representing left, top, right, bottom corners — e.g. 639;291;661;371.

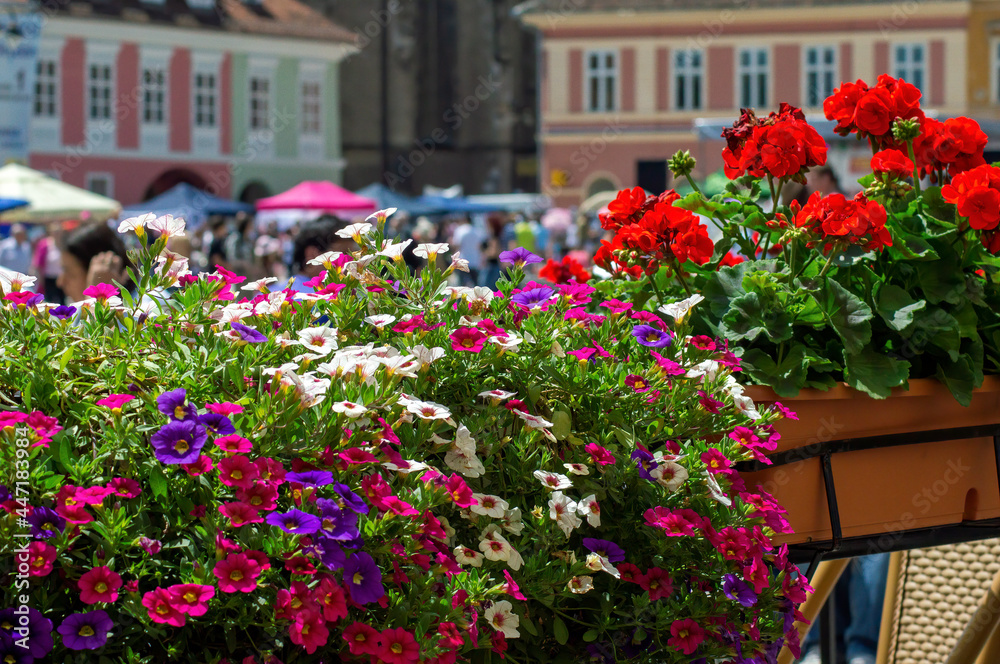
255;235;288;285
479;212;506;289
450;215;487;287
57;223;133;304
206;217;230;270
403;217;436;274
224;212;255;266
807;165;844;197
288;217;353;293
0;223;33;276
32;225;65;303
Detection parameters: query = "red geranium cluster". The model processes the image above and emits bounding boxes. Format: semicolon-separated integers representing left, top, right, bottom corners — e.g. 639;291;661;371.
721;103;827;180
793;191;892;253
538;255;591;284
911;116;987;177
594;187;714;278
942;164;1000;253
870;149;914;180
824;74;923;144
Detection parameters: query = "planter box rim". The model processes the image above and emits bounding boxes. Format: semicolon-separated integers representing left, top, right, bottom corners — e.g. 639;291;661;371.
743;375;1000;403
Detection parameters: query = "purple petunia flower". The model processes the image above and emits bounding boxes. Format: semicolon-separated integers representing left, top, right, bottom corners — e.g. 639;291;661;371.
631;449;656;481
286;470;334;487
0;606;53;658
582;538;626;563
27;506;66;539
314;538;347;571
499;247;542;267
266;508;321;535
631;324;672;348
343;552;384;604
150;419;208;465
48;305;77;320
56;610;113;651
511;286;554;309
156;388;196;421
197;413;236;437
231;322;267;343
723;573;758;607
316;498;361;541
332;483;369;515
0;485;10;503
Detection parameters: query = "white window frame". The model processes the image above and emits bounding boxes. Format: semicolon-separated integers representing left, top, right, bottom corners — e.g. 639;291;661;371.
673;48;704;111
736;46;770;110
85;172;114;199
140;47;170;154
893;43;926;93
85;41;117;152
298;61;325;161
192;51;222;156
33;57;59;119
30;38;63;152
803;45;837;109
584;49;617;113
247;57;277;159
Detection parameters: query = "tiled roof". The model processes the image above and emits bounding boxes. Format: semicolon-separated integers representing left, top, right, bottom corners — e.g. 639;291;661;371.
520;0;960;9
11;0;355;43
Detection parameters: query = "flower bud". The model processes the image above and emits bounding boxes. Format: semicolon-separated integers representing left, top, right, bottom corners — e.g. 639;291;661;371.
891;118;920;142
668;150;697;179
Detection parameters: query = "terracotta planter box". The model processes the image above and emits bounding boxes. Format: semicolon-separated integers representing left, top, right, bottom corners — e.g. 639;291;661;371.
741;377;1000;550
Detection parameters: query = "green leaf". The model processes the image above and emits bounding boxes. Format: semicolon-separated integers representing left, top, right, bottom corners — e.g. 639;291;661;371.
921;186;957;224
149;465;170;502
935;355;978;407
582;629;600;642
58;346;75;372
916;256;966;304
521;616;539;637
551;411;572;440
888;229;939;261
552;616;569;645
815;280;873;354
876;285;926;332
722;292;794;343
741;346;810;397
844;349;910;399
909;307;962;362
55;435;76;473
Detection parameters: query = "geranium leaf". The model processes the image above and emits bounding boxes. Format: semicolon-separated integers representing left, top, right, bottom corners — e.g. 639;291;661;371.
875;285;926;332
935;355;978;407
844;349;910;399
816;280;872;355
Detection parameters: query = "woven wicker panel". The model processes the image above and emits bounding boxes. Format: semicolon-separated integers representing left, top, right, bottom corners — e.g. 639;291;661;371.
885;538;1000;664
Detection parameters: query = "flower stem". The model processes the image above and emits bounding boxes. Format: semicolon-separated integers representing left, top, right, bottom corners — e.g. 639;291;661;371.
906;140;922;195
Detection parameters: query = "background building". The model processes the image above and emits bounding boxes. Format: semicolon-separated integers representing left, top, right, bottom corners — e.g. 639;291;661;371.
304;0;539;195
521;0;998;207
6;0;355;206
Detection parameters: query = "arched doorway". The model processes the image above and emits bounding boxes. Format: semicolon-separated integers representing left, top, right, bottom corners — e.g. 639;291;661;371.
143;169;209;201
239;181;271;204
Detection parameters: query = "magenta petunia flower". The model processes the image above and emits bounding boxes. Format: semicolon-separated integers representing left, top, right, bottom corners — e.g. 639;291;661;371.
218;502;263;527
56;610;113;650
205;402;244;416
5;291;44;306
266;508;321;535
213;553;262;593
217;455;259;488
449;327;487;353
82;283;119;302
151;419;208;465
168;583;215;616
142;587;186;627
214;434;253;454
0;411;27;430
78;566;123;604
96;394;135;410
600;298;633;314
107;477;141;498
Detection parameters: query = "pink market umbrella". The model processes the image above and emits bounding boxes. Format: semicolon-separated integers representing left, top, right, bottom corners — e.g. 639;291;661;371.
255;181;377;215
541;207;572;232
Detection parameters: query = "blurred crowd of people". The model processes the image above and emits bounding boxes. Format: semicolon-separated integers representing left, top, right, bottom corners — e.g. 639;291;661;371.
0;205;609;304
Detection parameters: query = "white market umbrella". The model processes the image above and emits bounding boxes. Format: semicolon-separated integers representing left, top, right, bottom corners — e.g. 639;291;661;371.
0;163;121;224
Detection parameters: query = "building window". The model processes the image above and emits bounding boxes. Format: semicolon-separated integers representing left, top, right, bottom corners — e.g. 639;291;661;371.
85;173;113;198
894;43;925;91
673;48;703;111
88;63;113;120
738;47;769;109
34;59;58;118
300;81;322;135
804;46;837;108
585;50;617;112
195;71;217;128
142;68;166;124
250;77;270;130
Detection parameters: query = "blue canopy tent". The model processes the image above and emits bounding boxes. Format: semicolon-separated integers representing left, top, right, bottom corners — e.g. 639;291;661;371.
119;183;253;227
355;183;449;217
418;195;499;215
0;198;29;214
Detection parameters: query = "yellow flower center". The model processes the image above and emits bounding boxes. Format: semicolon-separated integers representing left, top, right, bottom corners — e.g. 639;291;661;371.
392;643;404;654
184;592;196;603
78;625;95;637
353;572;363;585
301;623;310;635
646;333;659;343
285;520;298;530
230;570;243;581
94;582;108;593
156;605;169;615
231;470;243;480
32;557;45;568
174;406;187;419
462;339;475;348
250;497;262;506
174;439;189;453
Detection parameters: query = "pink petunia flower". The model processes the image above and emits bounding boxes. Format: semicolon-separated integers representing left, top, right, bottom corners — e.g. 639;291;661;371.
142;587;186;626
213;553;262;593
449;327;487;353
205;402;244;416
96;394;135;410
82;283;120;302
79;566;123;604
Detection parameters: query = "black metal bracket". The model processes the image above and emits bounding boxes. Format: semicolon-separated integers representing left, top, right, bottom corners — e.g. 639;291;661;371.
735;423;1000;564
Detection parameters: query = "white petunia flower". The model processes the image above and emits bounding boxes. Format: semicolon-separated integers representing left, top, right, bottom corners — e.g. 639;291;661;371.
585;552;621;579
453;545;484;567
241;277;279;292
307;251;344;268
147;214;186;239
297;326;339;355
331;400;368;418
410;344;446;368
501;507;524;535
335;222;373;240
406;399;452;421
733;394;761;420
548;491;582;536
0;270;36;293
568;576;594;594
479;531;513;562
413;243;449;259
470;494;508;518
516;411;553;429
449;252;470;272
658;293;705;321
564;463;589;476
377;238;411;260
533;470;572;491
453;425;477;456
687;359;722;382
577;494;601;527
366;207;397;224
478;389;516;401
704;469;733;507
117;212;156;235
444;446;486;478
650;460;689;493
364;314;396;329
484;601;520;638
